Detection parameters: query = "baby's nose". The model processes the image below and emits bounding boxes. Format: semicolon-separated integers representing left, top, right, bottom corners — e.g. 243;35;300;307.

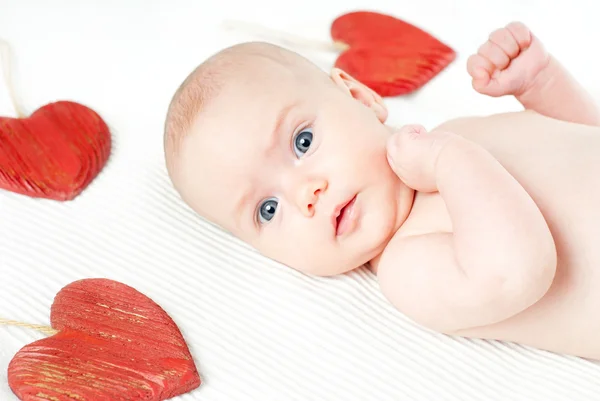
295;178;328;217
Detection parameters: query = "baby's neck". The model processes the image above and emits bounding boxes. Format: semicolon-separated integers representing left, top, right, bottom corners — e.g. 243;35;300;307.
366;188;427;275
364;260;379;274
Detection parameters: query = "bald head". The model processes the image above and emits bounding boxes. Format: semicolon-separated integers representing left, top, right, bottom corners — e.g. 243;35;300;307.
160;39;394;276
163;42;326;185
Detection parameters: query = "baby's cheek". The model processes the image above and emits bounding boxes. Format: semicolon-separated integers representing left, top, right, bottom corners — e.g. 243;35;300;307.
279;231;336;275
257;229;314;269
352;142;389;175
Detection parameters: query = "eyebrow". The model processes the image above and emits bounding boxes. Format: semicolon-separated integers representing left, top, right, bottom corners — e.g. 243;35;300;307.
233;102;298;230
265;101;297;155
234;185;254;230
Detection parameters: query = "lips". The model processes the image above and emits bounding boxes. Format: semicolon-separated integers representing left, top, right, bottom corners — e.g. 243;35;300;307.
334;195;357;236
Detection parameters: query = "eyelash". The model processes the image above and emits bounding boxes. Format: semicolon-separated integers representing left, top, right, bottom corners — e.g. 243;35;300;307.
255;123;314;226
292;124;313;156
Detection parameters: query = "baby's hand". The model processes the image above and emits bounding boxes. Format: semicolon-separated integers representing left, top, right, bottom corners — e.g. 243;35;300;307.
467;22;549;97
386;125;459;193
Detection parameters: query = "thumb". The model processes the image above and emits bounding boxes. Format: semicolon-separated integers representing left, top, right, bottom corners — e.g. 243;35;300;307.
386;124;427;173
386;124;442;192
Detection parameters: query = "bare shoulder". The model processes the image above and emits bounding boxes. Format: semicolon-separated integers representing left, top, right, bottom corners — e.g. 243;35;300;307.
432;115;483;132
434;110;540;127
429;110;600;155
432;110;540;137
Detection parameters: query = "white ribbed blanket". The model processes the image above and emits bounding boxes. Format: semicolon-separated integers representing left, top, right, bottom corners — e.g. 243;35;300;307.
2;0;600;399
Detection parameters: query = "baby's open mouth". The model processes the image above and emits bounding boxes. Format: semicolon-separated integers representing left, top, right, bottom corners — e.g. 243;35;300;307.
335;195;357;236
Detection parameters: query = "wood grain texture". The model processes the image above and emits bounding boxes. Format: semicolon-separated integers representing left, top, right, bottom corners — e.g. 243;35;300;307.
0;101;111;201
8;279;201;401
331;11;456;96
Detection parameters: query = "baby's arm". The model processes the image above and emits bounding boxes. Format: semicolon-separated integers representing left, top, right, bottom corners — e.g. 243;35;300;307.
378;125;557;333
467;22;600;126
518;57;600;126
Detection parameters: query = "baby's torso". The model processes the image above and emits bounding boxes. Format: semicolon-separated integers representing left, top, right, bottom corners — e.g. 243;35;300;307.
399;110;600;358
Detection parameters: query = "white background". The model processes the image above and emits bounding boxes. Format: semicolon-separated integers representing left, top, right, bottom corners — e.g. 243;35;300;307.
1;0;600;400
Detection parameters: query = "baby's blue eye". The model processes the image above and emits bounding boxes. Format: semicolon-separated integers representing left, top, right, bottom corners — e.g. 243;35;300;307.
293;128;313;158
258;198;278;224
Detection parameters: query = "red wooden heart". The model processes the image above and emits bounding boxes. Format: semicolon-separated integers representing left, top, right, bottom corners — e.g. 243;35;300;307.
8;279;201;401
0;101;111;201
331;11;456;96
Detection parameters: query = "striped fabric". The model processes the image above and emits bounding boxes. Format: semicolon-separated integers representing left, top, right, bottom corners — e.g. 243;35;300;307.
2;156;600;401
3;1;600;398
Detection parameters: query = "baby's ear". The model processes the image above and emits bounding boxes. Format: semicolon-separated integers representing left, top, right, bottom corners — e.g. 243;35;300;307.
330;68;388;123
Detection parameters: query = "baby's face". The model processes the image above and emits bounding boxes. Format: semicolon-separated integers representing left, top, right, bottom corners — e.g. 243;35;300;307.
178;61;414;276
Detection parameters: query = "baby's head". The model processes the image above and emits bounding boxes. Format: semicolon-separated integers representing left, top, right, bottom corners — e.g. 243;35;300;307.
164;42;414;276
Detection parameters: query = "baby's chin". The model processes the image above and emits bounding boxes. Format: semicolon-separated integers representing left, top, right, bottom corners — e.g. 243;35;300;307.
280;239;389;277
295;205;406;276
290;261;363;277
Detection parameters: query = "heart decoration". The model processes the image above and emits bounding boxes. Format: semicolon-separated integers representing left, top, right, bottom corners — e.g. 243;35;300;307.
8;278;201;401
331;11;456;96
0;41;111;201
0;101;111;201
222;11;456;97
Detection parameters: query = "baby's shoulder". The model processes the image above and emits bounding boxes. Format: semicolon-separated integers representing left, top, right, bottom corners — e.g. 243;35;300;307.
433;110;540;135
433;115;482;132
430;109;595;151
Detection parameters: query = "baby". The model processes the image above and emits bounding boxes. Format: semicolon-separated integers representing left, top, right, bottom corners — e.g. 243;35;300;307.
164;22;600;360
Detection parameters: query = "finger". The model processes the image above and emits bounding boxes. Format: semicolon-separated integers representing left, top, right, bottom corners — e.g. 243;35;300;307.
477;40;511;70
397;124;427;136
387;125;427;167
386;125;428;189
505;21;532;50
468;53;495;76
389;124;428;149
488;27;520;59
387;128;460;192
472;76;509;97
466;54;491;81
468;55;497;93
